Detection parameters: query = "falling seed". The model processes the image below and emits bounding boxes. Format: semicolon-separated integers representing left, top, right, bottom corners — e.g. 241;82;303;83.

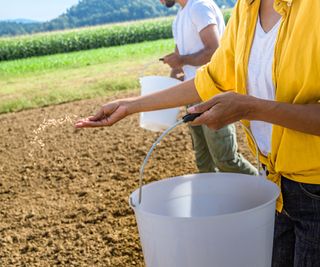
28;114;78;157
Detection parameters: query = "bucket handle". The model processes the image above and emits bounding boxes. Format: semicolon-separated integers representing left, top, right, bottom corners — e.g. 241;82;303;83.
130;117;263;208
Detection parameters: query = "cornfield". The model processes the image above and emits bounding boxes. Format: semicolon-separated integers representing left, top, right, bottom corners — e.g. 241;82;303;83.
0;18;173;61
0;10;232;62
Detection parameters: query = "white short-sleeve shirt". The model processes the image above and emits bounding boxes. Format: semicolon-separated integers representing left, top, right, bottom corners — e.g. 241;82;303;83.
172;0;225;81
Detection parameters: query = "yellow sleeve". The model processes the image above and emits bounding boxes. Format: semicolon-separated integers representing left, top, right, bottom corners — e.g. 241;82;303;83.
194;2;241;101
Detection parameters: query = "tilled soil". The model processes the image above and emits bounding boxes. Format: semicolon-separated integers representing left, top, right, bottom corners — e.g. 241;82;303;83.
0;92;255;267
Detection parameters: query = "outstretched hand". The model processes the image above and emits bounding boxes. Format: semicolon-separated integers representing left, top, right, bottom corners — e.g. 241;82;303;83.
187;92;256;130
75;100;130;128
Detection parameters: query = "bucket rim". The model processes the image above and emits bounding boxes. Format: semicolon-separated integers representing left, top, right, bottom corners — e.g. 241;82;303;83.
129;173;280;220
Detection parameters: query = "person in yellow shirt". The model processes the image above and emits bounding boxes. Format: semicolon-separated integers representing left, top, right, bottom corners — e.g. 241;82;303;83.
76;0;320;265
161;0;258;176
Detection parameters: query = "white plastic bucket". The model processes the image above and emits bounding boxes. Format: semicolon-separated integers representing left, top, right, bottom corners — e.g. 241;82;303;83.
130;173;280;267
139;76;182;132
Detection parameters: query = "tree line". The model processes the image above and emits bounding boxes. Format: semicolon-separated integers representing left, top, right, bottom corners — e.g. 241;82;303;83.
0;0;235;37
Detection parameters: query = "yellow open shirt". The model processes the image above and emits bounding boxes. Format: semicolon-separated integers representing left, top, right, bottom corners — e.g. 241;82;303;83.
194;0;320;211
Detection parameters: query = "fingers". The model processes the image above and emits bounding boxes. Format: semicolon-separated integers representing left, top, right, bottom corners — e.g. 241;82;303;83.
187;98;217;114
75;118;110;128
75;115;114;128
188;109;225;130
163;56;170;65
186;98;220;128
75;101;127;128
163;53;175;65
187;93;243;129
75;111;125;128
189;110;212;126
75;109;106;128
88;109;104;121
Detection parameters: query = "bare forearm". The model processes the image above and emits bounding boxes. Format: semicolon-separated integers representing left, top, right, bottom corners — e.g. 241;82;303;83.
181;48;215;67
248;98;320;135
128;79;200;114
181;24;219;67
76;79;200;128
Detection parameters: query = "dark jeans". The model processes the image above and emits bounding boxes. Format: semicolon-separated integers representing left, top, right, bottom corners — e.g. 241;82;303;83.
272;176;320;267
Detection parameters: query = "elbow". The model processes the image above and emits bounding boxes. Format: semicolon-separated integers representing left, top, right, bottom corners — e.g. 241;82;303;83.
203;48;216;64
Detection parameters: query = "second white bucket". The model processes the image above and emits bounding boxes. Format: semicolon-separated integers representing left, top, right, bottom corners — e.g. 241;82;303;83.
139;76;181;132
130;173;280;267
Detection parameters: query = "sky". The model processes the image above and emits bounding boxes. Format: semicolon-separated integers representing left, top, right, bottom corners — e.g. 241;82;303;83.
0;0;80;21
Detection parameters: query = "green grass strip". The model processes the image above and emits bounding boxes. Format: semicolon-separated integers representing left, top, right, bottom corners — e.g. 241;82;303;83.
0;39;174;77
0;39;174;114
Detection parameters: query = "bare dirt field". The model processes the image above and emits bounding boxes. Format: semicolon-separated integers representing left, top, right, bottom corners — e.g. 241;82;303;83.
0;92;255;267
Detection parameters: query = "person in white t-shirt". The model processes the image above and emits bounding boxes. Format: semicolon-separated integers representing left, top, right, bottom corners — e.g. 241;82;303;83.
160;0;257;175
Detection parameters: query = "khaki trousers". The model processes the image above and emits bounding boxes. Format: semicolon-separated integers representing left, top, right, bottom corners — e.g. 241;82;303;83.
189;124;257;175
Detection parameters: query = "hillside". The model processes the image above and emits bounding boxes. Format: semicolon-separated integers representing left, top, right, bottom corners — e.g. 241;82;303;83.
0;0;235;37
49;0;178;28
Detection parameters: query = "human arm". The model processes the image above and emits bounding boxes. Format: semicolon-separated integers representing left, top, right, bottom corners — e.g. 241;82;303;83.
188;92;320;136
169;46;184;80
170;67;184;81
75;2;240;129
163;24;220;68
75;79;200;128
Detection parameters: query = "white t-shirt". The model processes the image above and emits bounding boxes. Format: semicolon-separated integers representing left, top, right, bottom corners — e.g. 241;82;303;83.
172;0;225;81
247;17;281;156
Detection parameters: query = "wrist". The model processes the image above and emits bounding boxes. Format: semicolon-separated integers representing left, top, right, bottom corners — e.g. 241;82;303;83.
243;95;262;120
179;55;186;67
244;96;277;121
120;97;139;115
